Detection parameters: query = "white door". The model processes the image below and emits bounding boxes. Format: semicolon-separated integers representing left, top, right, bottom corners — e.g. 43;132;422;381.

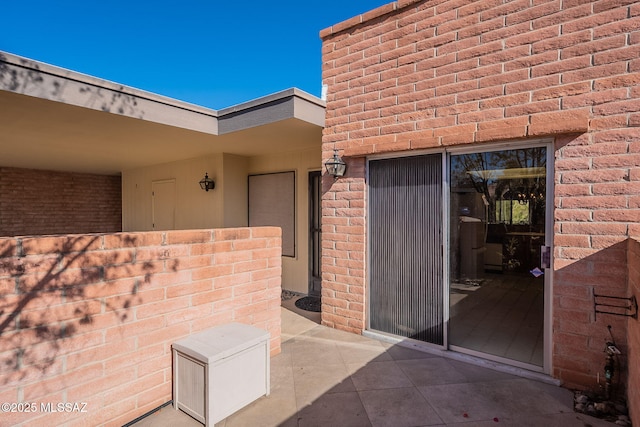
152;180;176;230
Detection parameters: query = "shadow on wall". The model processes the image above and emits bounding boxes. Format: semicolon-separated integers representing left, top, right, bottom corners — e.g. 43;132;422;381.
553;240;633;399
0;234;166;386
0;52;145;118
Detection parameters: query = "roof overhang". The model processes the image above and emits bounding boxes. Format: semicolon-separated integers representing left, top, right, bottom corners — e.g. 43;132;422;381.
0;51;325;175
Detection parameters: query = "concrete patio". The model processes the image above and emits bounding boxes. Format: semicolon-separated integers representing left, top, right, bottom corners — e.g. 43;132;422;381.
131;303;615;427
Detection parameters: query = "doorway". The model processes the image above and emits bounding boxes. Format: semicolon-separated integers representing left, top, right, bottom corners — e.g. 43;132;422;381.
369;154;444;345
152;179;176;230
308;171;322;296
367;144;551;371
449;146;548;368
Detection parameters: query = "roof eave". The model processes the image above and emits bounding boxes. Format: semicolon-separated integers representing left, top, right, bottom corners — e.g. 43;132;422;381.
0;51;325;136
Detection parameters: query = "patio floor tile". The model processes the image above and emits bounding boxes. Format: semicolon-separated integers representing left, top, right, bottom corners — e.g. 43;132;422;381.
396;357;469;386
131;306;616;427
348;360;415;391
295;391;371;427
417;378;574;424
359;387;444;427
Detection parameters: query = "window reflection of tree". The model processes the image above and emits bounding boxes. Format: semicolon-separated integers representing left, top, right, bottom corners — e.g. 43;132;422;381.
451;147;546;228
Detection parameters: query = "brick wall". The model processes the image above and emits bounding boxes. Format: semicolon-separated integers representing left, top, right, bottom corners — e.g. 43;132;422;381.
0;227;282;426
627;238;640;426
0;167;122;237
321;0;640;390
320;160;367;334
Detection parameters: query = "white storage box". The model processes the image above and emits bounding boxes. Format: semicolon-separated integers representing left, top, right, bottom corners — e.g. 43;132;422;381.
172;323;270;426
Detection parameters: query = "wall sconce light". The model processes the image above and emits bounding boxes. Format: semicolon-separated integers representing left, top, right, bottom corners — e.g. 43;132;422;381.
199;173;215;191
324;149;347;178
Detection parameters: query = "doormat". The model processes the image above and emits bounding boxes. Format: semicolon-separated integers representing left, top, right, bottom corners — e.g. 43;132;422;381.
295;296;321;312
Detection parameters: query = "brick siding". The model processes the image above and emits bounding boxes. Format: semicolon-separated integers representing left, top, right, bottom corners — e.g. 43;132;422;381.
321;0;640;392
0;167;122;237
0;227;282;426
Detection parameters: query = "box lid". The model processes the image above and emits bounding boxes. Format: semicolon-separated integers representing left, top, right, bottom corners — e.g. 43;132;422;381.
172;323;270;363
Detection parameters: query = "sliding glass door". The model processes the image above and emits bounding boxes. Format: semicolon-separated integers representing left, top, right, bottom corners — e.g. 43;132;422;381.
367;145;551;370
449;147;548;367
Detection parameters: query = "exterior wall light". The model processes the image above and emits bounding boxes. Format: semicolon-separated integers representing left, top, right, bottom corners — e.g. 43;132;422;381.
199;173;215;191
325;149;347;178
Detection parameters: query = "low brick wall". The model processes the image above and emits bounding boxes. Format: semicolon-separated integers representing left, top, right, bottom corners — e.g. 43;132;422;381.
0;227;282;426
627;238;640;427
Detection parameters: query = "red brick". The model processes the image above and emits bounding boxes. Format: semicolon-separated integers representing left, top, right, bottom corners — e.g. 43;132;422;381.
0;168;121;238
554;234;591;248
561;222;628;236
104;232;162;249
594;209;640;222
555;208;593;222
593;99;640;116
562;6;627;34
431;123;475;138
532;55;592;78
561;141;627;158
528;110;590;136
562;195;628;209
430;103;474;120
563;34;626;60
593;153;640;169
0;226;282;424
561;169;629;184
475;126;528;143
320;0;640;396
532;82;591;102
505;99;561;117
457;108;504;125
408;137;439;150
481;21;531;45
593;14;640;39
505;75;561;95
164;230;210;245
563;62;628;84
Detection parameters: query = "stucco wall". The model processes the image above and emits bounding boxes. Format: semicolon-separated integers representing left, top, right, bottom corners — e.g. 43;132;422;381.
122;148;321;294
222;154;251;227
122;154;228;231
321;0;640;390
249;146;322;294
0;227;282;426
0;167;121;237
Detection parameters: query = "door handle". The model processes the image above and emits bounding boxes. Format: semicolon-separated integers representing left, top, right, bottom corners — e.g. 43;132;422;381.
540;246;551;269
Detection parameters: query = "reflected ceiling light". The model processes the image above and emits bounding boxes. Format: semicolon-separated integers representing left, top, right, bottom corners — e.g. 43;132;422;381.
467;167;545;180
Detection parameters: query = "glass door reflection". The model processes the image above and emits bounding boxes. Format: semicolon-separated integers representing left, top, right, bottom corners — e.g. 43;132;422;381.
449;147;547;367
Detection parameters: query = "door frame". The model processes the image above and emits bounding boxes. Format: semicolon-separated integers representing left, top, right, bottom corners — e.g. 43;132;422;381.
308;170;322;296
151;179;176;230
365;147;447;347
364;139;554;374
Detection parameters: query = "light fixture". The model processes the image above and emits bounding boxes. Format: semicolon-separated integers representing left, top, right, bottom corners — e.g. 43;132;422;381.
511;184;544;205
199;173;215;191
324;149;347;178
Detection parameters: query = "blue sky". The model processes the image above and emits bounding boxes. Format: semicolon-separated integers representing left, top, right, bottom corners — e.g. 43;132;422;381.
2;1;388;109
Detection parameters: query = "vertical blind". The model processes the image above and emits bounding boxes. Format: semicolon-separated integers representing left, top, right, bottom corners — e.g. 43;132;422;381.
369;154;444;345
